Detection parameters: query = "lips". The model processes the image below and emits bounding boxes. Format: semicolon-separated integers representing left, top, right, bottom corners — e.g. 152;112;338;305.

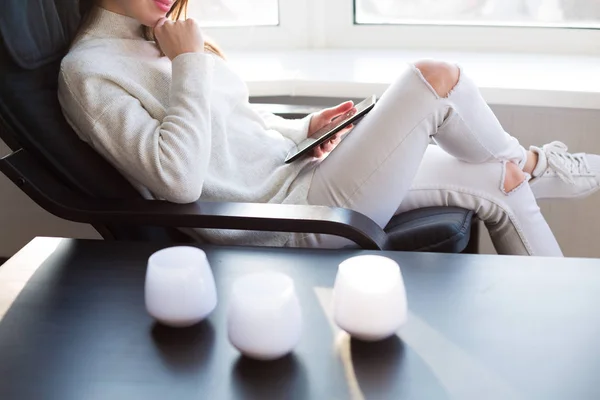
153;0;173;13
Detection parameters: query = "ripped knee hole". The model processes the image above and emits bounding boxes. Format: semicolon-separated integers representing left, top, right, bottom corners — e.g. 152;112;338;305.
502;162;527;194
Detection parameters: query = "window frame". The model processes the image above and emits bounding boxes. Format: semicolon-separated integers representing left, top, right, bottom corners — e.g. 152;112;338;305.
200;0;600;55
321;0;600;55
201;1;309;50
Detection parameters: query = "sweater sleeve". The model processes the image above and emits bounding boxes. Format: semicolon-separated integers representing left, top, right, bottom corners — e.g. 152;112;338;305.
255;109;313;145
60;53;215;204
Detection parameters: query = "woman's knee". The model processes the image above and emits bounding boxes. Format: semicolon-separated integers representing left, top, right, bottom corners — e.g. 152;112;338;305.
413;60;460;98
503;162;527;194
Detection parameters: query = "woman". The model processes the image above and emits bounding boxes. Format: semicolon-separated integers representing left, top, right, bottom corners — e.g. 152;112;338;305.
58;0;600;256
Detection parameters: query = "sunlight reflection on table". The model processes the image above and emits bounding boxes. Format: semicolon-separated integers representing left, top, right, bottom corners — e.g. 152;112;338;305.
0;237;63;320
314;287;524;400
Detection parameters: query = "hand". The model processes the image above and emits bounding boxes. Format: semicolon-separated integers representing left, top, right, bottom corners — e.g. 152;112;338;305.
153;17;205;60
308;101;356;159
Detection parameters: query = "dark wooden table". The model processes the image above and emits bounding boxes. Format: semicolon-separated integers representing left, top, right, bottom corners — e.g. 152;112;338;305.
1;238;600;400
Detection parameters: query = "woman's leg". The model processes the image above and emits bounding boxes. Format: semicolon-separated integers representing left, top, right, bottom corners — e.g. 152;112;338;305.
297;60;556;255
413;61;527;168
396;145;563;256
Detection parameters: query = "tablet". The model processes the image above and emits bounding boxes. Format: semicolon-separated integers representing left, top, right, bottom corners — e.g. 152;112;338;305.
284;95;377;164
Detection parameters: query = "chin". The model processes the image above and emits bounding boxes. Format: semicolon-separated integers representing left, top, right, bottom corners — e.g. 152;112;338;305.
142;14;167;27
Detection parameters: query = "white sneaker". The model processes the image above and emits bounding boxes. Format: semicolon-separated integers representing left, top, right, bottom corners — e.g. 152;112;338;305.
529;141;600;199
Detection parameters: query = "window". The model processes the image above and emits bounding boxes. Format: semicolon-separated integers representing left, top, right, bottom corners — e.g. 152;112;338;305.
188;0;279;27
198;1;309;50
355;0;600;28
194;0;600;55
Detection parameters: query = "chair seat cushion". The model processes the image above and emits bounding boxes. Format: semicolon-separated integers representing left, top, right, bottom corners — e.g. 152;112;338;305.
384;206;474;253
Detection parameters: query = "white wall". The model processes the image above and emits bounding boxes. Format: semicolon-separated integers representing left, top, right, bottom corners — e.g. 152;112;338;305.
1;103;599;258
477;105;600;257
0;141;100;257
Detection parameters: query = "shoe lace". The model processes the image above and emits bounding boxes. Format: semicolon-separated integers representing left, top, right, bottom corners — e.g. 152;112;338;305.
543;141;591;184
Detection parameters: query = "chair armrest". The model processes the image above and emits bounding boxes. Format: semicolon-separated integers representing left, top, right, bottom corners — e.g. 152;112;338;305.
1;149;388;250
82;200;387;250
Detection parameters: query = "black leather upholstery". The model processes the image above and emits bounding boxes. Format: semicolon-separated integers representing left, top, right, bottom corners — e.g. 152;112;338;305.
0;0;476;252
385;207;474;253
0;0;139;198
0;0;190;242
0;0;79;69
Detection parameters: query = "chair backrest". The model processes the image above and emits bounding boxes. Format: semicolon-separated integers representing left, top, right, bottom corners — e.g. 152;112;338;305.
0;0;187;242
0;0;140;198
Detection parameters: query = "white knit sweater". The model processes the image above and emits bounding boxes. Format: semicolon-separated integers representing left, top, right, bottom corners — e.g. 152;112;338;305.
58;8;316;246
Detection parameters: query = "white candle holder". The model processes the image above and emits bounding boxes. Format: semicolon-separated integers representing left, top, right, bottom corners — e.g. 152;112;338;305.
227;272;302;361
145;247;217;328
333;255;407;341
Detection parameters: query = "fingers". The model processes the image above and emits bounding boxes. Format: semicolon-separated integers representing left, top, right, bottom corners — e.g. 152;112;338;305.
185;17;199;26
153;17;169;42
312;124;355;158
335;100;354;112
154;17;168;32
338;124;354;136
320;140;336;154
320;101;354;120
157;17;168;27
319;131;343;154
151;17;205;60
312;146;325;158
309;101;356;137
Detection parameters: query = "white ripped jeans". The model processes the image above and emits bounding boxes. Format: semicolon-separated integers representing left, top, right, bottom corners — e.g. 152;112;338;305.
300;65;563;257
